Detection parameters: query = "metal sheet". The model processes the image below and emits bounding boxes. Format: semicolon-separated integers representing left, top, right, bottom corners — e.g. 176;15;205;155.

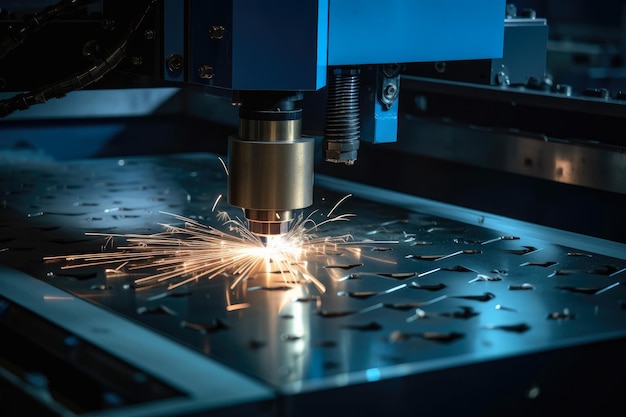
1;152;625;408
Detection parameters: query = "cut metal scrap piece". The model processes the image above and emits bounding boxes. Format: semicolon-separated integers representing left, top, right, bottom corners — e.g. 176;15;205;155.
405;249;482;261
468;274;502;283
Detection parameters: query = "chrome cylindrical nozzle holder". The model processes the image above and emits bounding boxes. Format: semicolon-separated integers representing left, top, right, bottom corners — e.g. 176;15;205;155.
228;110;314;236
244;209;293;236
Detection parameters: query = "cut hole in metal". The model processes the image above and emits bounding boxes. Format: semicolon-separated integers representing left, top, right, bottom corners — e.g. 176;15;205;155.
506;246;539;255
342;321;383;332
137;305;177;316
409;282;447;291
181;318;229;333
520;261;558;268
452;292;495;302
324;263;363;270
484;323;530;333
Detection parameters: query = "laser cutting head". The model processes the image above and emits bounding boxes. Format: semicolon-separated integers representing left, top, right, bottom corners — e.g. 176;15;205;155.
227;92;314;238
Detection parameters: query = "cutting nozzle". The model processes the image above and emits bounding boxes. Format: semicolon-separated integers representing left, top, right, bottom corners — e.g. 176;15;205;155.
227;96;314;238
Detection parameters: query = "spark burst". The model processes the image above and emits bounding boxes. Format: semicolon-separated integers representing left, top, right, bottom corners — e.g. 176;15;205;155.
45;198;362;293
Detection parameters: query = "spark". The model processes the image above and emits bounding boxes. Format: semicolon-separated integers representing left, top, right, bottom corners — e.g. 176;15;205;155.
211;194;223;212
44;206;365;293
217;156;229;176
327;193;352;217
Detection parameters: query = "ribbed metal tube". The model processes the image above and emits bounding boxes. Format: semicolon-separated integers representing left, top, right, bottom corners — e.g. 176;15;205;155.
323;68;361;165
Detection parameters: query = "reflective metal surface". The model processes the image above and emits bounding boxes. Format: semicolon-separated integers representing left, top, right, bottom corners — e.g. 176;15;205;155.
1;152;625;408
396;115;626;195
397;76;626;195
0;266;274;417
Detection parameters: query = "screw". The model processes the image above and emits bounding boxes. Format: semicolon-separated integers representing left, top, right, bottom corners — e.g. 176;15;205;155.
130;56;143;66
495;71;510;86
383;83;398;101
144;29;155;40
209;25;226;39
198;65;214;79
166;54;183;73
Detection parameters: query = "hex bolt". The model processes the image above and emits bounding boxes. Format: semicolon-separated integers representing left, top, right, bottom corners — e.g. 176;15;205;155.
434;61;446;73
198;65;214;79
383;83;398;101
209;25;226;39
166;54;183;73
495;71;510;86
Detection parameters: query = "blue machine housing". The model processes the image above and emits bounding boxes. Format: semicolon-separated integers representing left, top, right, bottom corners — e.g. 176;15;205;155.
328;0;506;66
181;0;506;143
187;0;505;90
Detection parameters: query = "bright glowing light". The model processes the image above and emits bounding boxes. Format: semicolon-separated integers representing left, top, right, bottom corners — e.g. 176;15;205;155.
44;207;360;293
365;367;381;382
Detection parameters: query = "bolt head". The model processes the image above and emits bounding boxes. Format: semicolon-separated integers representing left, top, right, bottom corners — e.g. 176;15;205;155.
198;65;214;79
166;54;183;72
209;25;226;40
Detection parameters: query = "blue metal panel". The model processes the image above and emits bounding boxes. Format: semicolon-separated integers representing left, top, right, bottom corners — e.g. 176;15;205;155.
189;1;233;88
359;98;399;144
232;0;328;91
163;0;185;82
315;0;330;89
328;0;506;65
363;99;399;144
198;1;503;91
359;69;400;144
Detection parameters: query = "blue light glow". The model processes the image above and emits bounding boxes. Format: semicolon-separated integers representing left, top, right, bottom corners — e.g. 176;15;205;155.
365;367;381;382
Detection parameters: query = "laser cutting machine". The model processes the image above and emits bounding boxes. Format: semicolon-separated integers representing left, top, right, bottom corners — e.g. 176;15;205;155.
1;0;507;237
1;1;626;416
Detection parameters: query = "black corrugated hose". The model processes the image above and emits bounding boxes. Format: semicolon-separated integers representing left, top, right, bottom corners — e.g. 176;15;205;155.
0;0;158;118
0;0;97;60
